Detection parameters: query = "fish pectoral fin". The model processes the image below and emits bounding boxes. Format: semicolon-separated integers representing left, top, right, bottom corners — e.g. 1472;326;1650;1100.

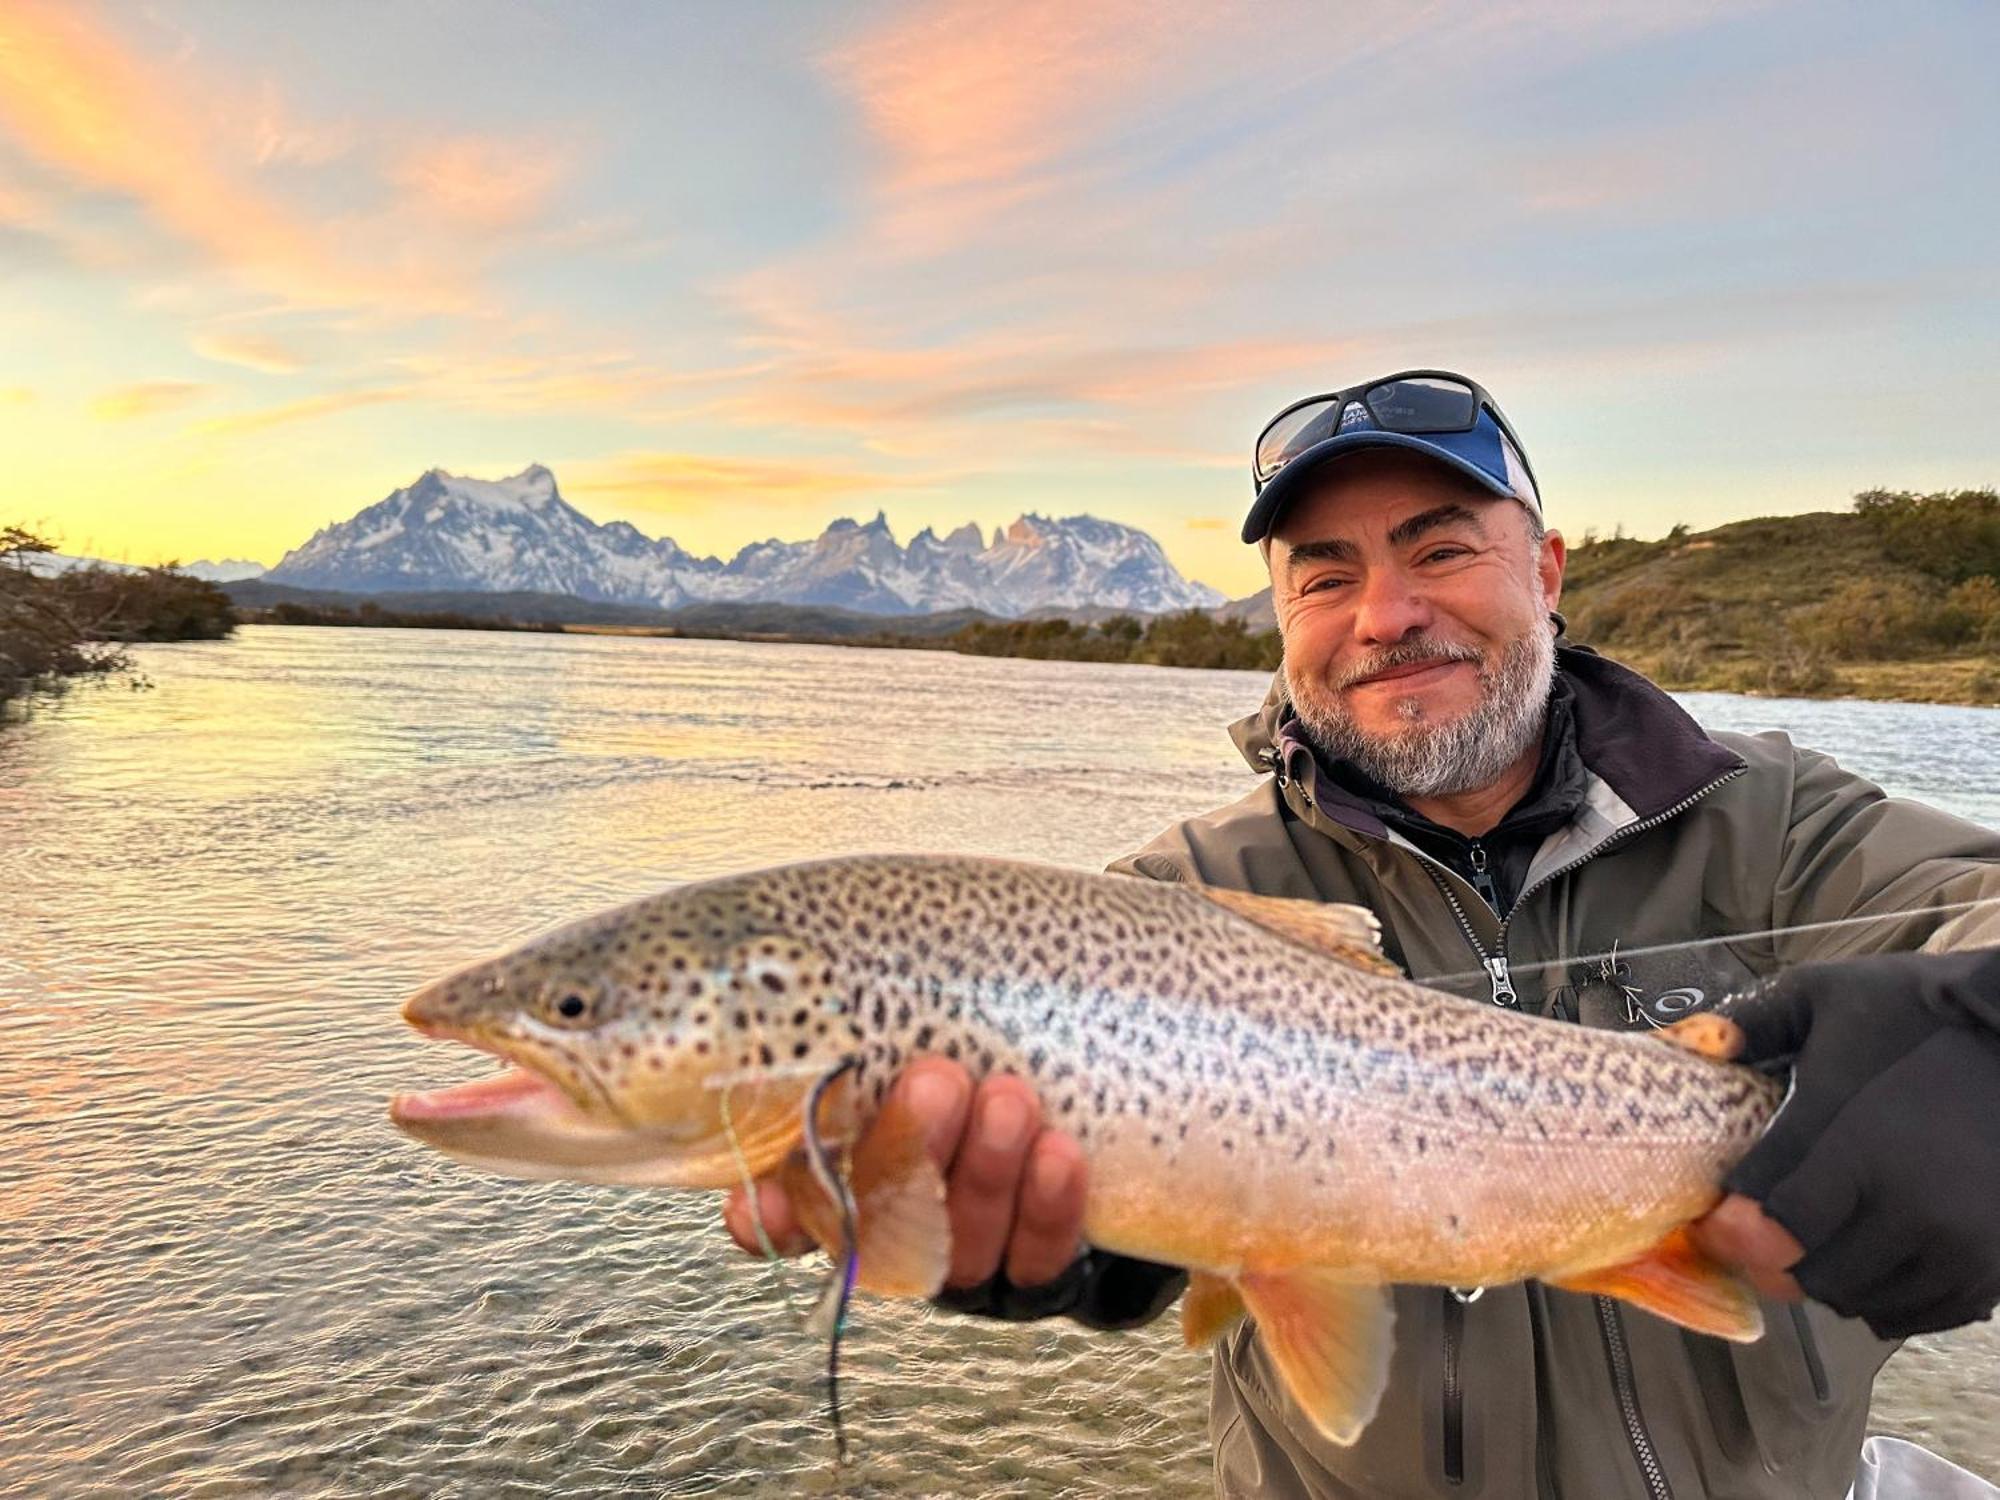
1235;1270;1394;1446
1659;1012;1747;1063
1549;1227;1764;1343
1182;1270;1248;1349
1193;887;1401;977
778;1095;951;1300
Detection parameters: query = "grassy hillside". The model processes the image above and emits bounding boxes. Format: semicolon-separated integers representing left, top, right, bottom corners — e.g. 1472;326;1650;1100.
1562;500;1999;703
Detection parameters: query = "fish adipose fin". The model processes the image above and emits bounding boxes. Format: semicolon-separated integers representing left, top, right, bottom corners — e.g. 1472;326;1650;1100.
1660;1012;1747;1062
1236;1270;1394;1446
1182;1270;1248;1348
778;1097;950;1299
1549;1227;1764;1343
1195;888;1402;977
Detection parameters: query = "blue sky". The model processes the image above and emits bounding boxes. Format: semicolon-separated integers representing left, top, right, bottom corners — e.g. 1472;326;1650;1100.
3;0;1995;596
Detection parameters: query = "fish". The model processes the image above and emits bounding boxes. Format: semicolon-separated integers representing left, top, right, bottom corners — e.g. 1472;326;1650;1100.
388;852;1780;1446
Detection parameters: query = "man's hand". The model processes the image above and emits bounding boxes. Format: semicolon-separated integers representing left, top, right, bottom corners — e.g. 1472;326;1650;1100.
721;1055;1089;1292
1694;948;2000;1339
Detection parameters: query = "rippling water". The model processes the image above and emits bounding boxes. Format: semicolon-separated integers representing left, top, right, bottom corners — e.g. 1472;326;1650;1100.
3;626;1995;1496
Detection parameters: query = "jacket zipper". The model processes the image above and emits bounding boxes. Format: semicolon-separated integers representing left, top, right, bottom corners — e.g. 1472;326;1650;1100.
1441;1291;1466;1486
1415;768;1747;1009
1789;1305;1831;1404
1597;1298;1675;1500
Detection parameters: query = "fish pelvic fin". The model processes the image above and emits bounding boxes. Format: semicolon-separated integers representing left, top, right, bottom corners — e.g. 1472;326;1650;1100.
1549;1227;1764;1343
1182;1271;1248;1349
1193;887;1401;977
777;1093;950;1300
1236;1270;1395;1446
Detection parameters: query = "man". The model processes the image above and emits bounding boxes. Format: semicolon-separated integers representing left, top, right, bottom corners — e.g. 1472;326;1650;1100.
726;370;2000;1498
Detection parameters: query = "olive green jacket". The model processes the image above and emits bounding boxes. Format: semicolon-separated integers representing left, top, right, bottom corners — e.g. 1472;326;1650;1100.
1109;648;2000;1500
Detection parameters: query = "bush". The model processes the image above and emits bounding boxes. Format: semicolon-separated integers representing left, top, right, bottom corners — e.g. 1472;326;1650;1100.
1853;488;2000;584
1;527;130;711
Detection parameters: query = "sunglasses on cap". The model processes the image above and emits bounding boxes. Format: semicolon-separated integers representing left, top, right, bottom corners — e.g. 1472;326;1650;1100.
1255;371;1535;486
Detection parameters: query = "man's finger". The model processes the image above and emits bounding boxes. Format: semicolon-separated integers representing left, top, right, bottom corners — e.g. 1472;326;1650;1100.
1689;1192;1806;1302
894;1056;976;1170
722;1178;815;1258
1005;1130;1087;1288
943;1074;1040;1289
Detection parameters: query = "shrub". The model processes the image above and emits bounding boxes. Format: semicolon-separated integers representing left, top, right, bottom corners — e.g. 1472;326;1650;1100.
1853;488;2000;584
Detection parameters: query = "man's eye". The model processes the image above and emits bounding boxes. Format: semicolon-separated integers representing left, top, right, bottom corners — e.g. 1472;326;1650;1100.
1421;546;1471;564
1302;575;1350;595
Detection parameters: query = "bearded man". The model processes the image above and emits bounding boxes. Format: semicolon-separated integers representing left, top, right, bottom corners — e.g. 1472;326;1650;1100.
727;371;2000;1499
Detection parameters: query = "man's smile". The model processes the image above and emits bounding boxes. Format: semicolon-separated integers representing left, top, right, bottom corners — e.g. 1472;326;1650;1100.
1347;657;1475;693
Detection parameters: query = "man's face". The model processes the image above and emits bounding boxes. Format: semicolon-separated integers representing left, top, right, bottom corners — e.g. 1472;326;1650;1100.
1267;450;1566;797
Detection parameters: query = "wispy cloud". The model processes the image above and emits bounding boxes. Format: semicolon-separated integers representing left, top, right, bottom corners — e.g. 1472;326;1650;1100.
193;330;306;374
91;380;214;420
192;387;411;438
389;136;567;230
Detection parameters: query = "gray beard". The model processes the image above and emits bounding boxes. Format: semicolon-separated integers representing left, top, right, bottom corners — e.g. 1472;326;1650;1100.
1284;629;1557;799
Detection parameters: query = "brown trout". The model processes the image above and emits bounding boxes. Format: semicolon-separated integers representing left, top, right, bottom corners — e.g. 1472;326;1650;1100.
389;853;1779;1443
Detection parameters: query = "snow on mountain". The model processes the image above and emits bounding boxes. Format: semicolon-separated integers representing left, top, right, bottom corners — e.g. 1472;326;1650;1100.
180;558;267;582
265;466;1226;617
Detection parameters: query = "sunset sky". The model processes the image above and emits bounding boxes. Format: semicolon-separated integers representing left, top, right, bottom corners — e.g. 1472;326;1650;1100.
4;1;1996;600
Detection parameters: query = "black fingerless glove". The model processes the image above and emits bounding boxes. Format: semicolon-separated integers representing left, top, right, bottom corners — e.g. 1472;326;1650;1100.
1723;946;2000;1339
931;1251;1187;1332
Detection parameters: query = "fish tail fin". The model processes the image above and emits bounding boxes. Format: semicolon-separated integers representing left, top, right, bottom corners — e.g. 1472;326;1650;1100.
1235;1269;1394;1445
1550;1226;1764;1342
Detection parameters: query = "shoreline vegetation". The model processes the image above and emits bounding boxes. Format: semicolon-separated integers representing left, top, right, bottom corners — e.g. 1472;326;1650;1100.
8;490;1997;714
0;527;235;716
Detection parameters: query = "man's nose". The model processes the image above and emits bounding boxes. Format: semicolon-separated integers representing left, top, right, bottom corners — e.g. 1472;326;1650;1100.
1350;569;1434;645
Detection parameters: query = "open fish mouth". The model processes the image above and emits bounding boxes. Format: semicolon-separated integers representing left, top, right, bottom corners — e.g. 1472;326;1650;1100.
388;1065;579;1128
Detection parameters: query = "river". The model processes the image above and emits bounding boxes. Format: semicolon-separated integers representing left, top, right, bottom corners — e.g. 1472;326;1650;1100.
2;625;1995;1497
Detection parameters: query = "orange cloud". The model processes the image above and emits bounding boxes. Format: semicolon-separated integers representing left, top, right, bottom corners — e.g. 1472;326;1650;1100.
390;136;565;230
91;380;214;420
193;330;306;374
192;387;411;437
827;0;1226;249
1183;516;1231;531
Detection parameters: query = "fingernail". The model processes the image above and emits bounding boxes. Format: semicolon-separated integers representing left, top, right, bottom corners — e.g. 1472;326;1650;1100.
906;1068;961;1122
1031;1148;1073;1201
982;1092;1032;1153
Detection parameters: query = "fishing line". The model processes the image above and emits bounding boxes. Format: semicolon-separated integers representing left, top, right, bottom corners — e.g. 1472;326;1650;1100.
1423;894;2000;998
718;1086;781;1264
802;1056;862;1466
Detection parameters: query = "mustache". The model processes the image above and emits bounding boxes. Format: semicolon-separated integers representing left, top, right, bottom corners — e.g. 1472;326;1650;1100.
1331;638;1482;692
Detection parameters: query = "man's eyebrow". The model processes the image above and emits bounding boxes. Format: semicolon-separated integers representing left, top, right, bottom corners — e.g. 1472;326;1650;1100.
1284;537;1358;569
1387;502;1485;548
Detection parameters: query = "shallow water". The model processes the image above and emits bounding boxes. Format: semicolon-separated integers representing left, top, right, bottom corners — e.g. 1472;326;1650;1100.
2;626;1994;1496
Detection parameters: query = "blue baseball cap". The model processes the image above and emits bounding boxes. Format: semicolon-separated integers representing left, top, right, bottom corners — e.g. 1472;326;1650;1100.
1242;370;1541;544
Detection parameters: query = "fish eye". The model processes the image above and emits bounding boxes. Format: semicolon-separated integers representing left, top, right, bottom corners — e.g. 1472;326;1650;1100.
556;993;588;1019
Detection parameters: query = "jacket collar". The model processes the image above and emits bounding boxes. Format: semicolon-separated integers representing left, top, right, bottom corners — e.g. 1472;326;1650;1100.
1230;645;1746;839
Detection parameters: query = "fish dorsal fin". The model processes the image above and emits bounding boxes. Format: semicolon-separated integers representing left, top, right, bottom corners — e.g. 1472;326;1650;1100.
1195;887;1401;977
1548;1227;1764;1343
1235;1270;1395;1446
777;1094;950;1299
1182;1270;1248;1349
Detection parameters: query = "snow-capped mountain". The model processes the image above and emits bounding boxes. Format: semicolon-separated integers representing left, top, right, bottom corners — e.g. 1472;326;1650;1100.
265;466;1225;617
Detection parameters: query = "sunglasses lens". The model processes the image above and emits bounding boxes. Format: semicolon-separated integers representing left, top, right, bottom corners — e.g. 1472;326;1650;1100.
1255;398;1343;484
1366;377;1476;432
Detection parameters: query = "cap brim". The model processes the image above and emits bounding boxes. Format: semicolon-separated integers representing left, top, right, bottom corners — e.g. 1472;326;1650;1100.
1241;431;1519;544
